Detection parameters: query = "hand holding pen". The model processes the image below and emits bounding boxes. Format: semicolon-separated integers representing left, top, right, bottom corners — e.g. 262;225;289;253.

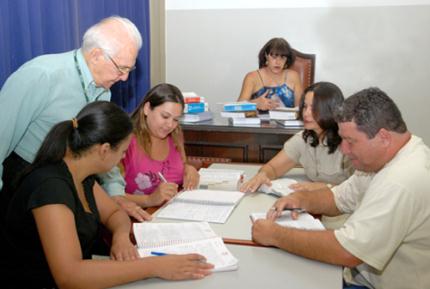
143;172;178;207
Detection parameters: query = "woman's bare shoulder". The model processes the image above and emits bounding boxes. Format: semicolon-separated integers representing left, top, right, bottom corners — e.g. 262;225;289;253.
287;68;300;80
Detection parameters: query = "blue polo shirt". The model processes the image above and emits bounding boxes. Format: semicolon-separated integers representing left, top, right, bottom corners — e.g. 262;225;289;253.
0;49;111;190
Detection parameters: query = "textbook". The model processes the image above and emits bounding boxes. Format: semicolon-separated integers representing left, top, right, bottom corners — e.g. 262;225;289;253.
156;189;245;223
184;102;209;114
223;102;257;112
275;119;304;128
220;110;258;118
133;222;239;272
180;111;213;123
182;92;205;103
269;108;298;120
250;211;325;231
259;177;298;197
228;117;261;126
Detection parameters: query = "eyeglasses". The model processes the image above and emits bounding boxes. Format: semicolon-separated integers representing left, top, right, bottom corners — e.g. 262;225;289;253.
106;54;136;75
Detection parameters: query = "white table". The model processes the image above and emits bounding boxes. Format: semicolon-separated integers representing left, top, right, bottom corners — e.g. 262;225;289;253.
127;163;342;289
153;163;310;241
109;243;342;289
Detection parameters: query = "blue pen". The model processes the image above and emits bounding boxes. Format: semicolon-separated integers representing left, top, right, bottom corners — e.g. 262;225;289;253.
150;251;168;256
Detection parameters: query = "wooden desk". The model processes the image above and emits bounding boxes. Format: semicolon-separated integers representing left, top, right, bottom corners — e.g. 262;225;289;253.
182;115;302;163
108;244;342;289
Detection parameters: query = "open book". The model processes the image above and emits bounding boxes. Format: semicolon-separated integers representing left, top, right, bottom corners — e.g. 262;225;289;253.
259;177;298;197
133;222;238;272
156;189;245;223
250;211;325;230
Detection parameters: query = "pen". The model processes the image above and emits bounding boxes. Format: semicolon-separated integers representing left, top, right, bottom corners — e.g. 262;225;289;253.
281;208;306;214
158;172;168;183
150;251;168;256
270;207;306;214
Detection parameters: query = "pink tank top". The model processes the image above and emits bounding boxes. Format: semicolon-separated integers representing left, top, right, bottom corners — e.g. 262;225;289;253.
122;134;184;195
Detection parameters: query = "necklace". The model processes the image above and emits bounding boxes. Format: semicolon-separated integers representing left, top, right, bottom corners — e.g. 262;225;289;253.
73;50;91;103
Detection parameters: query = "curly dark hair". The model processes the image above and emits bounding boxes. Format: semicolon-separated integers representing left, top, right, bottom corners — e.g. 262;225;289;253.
335;87;407;138
299;82;344;154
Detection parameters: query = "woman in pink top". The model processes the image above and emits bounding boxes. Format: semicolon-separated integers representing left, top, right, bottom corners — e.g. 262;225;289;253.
121;83;199;207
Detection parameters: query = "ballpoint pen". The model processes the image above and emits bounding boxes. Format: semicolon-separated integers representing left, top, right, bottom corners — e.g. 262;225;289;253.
269;207;306;214
282;207;306;213
150;251;168;256
158;172;168;183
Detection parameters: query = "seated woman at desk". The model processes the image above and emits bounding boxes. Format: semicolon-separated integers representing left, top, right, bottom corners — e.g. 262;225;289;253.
240;81;353;200
237;37;303;111
121;83;199;207
1;101;213;288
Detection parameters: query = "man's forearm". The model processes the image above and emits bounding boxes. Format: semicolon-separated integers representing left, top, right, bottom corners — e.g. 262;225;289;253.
272;226;361;267
299;189;342;216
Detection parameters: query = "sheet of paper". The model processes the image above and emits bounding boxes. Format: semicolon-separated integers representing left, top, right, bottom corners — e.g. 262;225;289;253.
176;189;244;205
133;222;217;248
250;211;325;230
138;237;238;272
156;201;236;223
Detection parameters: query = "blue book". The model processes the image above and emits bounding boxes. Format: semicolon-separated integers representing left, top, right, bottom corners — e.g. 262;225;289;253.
223;102;257;112
184;102;208;114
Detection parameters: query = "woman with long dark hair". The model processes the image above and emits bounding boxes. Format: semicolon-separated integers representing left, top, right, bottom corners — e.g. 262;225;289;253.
241;81;353;193
2;101;212;288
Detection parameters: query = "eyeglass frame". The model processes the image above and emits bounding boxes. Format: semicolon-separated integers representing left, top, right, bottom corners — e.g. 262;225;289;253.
106;53;136;75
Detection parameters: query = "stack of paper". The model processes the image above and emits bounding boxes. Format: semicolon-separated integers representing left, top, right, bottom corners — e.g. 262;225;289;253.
250;211;325;230
133;222;239;272
156;189;245;223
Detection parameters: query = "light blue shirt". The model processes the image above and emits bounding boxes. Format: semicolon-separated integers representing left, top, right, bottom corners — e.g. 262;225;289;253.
0;49;126;196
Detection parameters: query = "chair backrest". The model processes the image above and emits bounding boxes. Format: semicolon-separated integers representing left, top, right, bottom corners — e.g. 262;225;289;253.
290;49;315;90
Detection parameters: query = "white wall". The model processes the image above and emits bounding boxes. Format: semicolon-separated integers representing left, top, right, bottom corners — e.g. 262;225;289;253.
165;2;430;145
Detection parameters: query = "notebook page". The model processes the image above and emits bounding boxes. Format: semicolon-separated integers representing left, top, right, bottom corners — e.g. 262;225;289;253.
176;189;244;205
137;237;238;272
250;211;325;230
133;222;217;248
156;201;235;223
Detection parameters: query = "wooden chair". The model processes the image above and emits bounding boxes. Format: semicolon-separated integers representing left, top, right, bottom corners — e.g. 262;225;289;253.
290;49;316;90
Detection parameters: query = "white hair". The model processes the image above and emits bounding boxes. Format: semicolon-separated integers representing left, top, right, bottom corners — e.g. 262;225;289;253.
81;16;142;56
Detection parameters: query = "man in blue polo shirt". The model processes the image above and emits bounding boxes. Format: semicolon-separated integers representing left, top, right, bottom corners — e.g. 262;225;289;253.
0;16;149;221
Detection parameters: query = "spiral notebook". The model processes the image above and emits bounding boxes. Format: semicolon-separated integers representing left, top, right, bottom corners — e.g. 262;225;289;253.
156;189;245;223
133;222;238;272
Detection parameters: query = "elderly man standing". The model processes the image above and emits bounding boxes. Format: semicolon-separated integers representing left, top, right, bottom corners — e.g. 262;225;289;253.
0;16;149;221
252;87;430;289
